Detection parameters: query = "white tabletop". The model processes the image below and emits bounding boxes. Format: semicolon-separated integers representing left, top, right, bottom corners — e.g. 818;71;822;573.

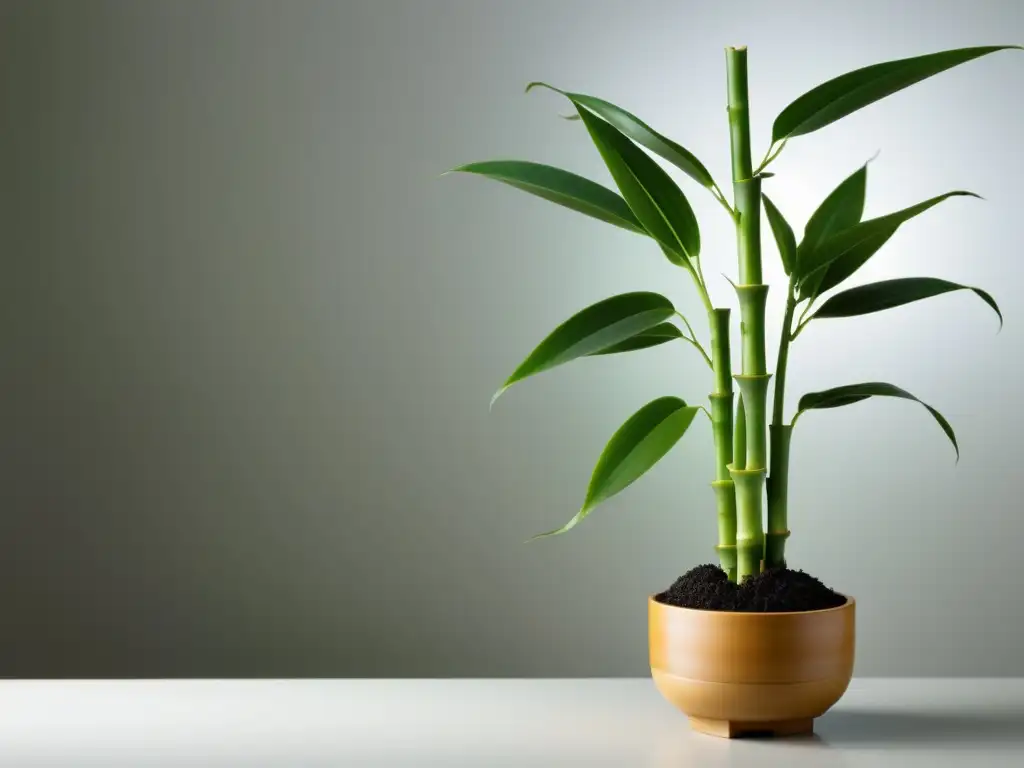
0;678;1021;766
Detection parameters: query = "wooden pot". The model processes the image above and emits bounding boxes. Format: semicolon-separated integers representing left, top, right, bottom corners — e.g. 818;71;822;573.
648;596;855;738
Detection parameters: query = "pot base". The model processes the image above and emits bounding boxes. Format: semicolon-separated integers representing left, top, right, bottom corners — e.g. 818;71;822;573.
688;716;813;739
649;596;855;739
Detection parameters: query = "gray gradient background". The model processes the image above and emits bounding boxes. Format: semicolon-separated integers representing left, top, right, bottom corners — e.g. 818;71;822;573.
0;0;1021;678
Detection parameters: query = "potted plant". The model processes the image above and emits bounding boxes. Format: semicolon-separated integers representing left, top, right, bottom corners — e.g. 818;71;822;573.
448;45;1018;737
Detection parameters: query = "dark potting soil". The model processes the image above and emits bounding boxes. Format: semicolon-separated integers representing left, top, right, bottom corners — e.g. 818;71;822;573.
655;564;847;612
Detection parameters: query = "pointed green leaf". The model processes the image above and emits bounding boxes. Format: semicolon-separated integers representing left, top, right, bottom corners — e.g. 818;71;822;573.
657;244;689;268
797;163;867;269
492;292;675;405
773;46;1022;142
812;277;1002;327
802;229;897;303
531;397;699;538
588;322;684;355
797;382;958;459
762;194;796;275
527;82;718;190
795;162;870;298
449;160;645;234
574;105;701;263
798;191;979;300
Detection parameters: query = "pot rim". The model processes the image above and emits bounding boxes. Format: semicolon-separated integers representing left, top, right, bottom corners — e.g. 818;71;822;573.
648;594;855;616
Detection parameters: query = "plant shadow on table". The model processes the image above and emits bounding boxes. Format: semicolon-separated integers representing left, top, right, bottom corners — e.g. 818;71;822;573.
810;709;1024;749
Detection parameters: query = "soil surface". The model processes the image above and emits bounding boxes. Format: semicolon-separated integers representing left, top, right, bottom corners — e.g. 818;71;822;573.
655;564;847;612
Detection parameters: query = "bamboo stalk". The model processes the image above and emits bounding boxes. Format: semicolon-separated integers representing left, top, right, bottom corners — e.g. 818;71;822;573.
732;467;766;580
772;284;797;426
726;48;753;183
713;482;737;581
766;280;798;568
734;182;764;287
765;425;792;567
735;282;768;375
736;374;770;469
732;394;746;471
726;46;769;583
709;308;736;581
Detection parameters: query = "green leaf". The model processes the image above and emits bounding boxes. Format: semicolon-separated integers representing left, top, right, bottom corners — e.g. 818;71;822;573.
656;244;687;268
492;292;675;405
588;322;684;355
531;396;699;538
773;46;1022;142
796;382;958;459
795;162;870;298
801;229;897;302
798;191;979;300
574;104;701;263
762;194;796;275
797;163;867;270
448;160;645;234
527;82;718;190
812;277;1002;327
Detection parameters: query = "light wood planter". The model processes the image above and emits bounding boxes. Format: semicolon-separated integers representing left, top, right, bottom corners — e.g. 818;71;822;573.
649;596;855;738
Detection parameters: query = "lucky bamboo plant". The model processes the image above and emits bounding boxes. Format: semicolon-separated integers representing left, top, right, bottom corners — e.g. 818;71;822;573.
451;46;1016;584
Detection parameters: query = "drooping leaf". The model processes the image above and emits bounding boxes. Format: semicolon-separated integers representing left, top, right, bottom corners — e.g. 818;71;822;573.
527;82;718;190
797;382;958;459
798;191;979;300
812;277;1002;327
762;194;796;275
531;397;699;538
574;105;701;263
492;292;675;405
773;46;1022;142
588;322;684;355
797;163;867;269
448;160;645;234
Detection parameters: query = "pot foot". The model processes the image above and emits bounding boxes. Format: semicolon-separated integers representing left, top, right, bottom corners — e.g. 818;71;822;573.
688;716;814;739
